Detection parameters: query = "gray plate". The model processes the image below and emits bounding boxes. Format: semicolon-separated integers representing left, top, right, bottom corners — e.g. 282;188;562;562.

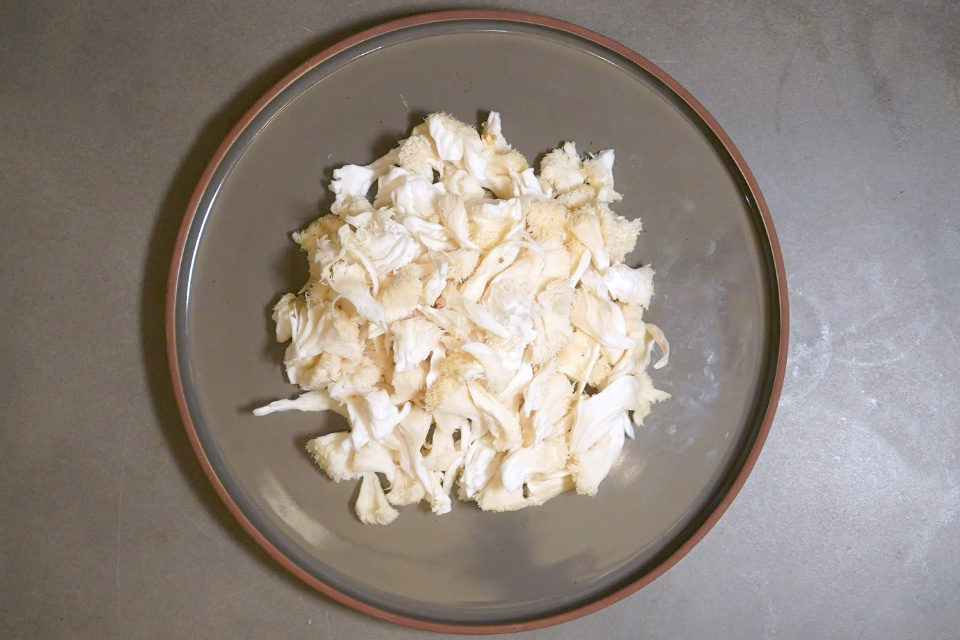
167;11;787;634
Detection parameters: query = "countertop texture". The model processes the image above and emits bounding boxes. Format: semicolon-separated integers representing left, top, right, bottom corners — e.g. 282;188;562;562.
2;1;958;639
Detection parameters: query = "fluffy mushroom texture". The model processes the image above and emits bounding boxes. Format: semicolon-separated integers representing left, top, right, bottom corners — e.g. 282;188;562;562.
256;112;669;524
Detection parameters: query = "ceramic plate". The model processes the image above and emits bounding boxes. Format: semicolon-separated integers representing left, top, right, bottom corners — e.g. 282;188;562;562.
167;10;787;634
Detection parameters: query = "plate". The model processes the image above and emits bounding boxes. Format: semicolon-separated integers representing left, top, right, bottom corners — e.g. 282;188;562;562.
167;10;787;634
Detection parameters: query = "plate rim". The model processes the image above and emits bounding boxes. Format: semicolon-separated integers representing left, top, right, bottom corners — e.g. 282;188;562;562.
165;9;789;634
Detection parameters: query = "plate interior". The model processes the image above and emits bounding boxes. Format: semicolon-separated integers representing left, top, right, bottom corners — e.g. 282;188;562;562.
174;19;780;625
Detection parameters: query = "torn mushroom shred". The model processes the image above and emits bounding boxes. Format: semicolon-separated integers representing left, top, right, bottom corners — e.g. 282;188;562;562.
256;112;669;524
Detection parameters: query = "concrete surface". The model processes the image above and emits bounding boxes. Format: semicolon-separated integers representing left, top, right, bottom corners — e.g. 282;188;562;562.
1;0;958;638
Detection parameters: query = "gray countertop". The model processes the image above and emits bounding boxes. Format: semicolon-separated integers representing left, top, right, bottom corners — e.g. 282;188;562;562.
2;1;958;638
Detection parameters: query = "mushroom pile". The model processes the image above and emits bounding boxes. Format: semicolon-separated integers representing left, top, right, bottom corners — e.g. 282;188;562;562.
255;112;669;524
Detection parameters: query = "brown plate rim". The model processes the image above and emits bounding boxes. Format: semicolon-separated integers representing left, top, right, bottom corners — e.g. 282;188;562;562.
165;9;789;634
